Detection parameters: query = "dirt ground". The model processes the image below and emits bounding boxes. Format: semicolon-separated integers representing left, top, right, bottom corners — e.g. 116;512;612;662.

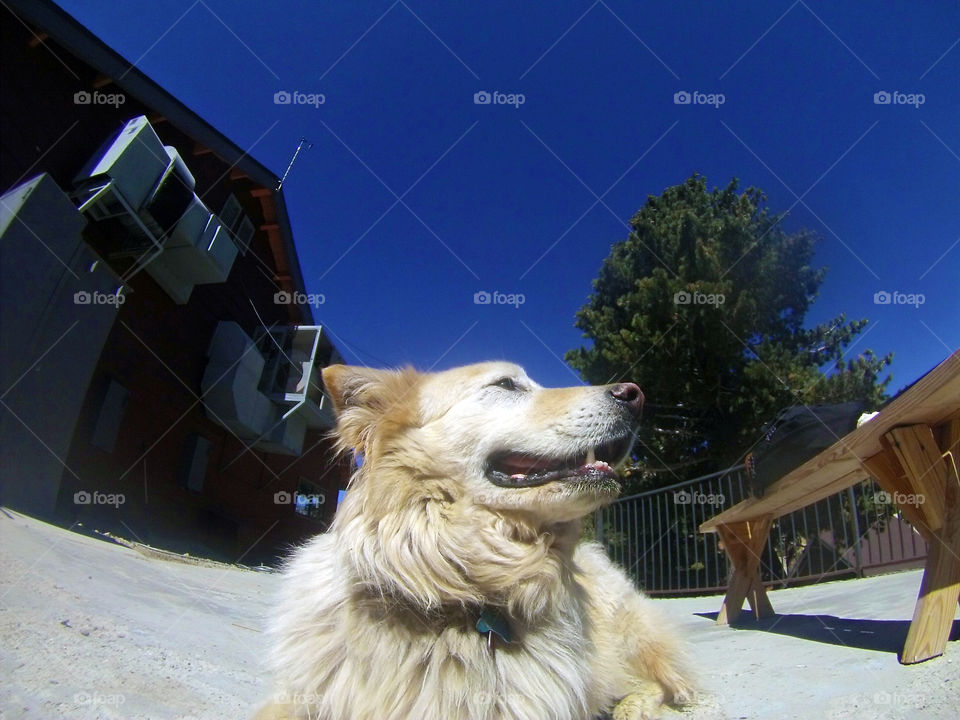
1;509;957;719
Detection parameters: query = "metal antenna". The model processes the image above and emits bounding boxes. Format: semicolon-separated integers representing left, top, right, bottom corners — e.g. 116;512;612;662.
276;137;312;191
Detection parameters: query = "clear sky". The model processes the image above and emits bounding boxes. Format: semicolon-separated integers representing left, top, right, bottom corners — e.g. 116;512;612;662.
58;1;958;394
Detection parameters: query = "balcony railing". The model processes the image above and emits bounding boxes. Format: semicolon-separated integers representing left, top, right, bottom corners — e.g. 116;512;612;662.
595;465;927;596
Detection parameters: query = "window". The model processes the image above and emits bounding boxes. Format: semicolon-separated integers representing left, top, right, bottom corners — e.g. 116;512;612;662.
294;478;326;519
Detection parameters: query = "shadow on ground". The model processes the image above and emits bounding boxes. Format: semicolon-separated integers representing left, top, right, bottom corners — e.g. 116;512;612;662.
695;611;960;657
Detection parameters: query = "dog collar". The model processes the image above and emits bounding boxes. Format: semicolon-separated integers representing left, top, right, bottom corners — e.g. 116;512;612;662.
476;606;512;650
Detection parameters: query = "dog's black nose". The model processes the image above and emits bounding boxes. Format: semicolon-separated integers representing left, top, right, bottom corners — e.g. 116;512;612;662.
610;382;644;416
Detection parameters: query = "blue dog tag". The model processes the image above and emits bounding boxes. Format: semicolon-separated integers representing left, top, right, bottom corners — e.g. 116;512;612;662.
476;607;511;644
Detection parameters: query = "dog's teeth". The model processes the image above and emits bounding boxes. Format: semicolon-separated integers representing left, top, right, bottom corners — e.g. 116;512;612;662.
585;447;595;465
510;473;526;480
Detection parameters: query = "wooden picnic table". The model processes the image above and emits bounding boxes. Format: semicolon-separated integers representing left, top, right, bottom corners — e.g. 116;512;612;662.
700;349;960;664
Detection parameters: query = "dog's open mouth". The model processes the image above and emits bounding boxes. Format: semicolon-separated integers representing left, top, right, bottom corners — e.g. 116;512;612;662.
485;434;633;488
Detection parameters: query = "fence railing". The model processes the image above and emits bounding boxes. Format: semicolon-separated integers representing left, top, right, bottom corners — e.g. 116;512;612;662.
595;465;928;596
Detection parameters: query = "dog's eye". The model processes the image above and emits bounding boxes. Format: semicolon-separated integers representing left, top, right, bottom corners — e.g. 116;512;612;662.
491;377;519;391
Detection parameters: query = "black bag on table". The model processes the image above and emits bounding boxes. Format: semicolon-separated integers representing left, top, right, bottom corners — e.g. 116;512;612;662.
745;401;865;497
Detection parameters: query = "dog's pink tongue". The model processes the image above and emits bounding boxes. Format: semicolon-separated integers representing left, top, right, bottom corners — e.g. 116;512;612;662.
500;454;557;474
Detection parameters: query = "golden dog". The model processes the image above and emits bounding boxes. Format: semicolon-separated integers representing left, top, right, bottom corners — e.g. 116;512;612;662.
255;362;691;719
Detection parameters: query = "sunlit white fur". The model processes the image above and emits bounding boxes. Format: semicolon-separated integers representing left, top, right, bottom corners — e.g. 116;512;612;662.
255;362;691;720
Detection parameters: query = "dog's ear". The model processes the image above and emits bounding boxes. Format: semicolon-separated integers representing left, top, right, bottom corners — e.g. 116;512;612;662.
321;364;419;451
321;364;402;413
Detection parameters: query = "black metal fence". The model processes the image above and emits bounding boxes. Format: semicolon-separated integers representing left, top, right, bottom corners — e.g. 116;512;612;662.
595;465;928;596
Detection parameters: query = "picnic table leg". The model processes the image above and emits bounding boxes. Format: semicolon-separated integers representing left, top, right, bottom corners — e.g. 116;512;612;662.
886;421;960;664
716;517;773;625
747;573;775;618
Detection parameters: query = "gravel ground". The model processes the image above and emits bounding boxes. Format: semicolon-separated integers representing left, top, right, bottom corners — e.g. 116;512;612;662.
1;509;956;719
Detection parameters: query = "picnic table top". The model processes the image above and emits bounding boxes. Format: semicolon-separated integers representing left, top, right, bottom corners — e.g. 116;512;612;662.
700;349;960;533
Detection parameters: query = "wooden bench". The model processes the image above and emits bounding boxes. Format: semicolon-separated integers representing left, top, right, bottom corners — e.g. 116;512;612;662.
700;349;960;664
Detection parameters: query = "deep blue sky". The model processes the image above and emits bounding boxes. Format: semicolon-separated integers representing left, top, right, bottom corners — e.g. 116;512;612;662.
59;1;958;393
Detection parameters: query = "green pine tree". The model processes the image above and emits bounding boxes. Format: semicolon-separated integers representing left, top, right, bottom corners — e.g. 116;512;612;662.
566;174;893;491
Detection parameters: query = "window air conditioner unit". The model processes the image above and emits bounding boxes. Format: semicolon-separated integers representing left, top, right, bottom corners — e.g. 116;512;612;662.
201;322;338;456
73;116;169;216
72;116;192;280
196;217;238;280
202;322;273;438
156;213;238;286
139;158;194;242
257;325;337;430
164;194;211;249
144;254;195;305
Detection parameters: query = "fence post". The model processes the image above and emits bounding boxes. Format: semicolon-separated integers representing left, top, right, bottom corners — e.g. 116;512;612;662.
846;486;863;577
595;508;604;546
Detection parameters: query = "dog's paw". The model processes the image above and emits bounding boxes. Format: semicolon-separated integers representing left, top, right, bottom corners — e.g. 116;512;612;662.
661;672;695;707
611;683;666;720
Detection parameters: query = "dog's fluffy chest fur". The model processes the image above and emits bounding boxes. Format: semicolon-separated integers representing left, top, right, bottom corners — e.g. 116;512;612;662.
268;534;614;720
258;362;690;720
